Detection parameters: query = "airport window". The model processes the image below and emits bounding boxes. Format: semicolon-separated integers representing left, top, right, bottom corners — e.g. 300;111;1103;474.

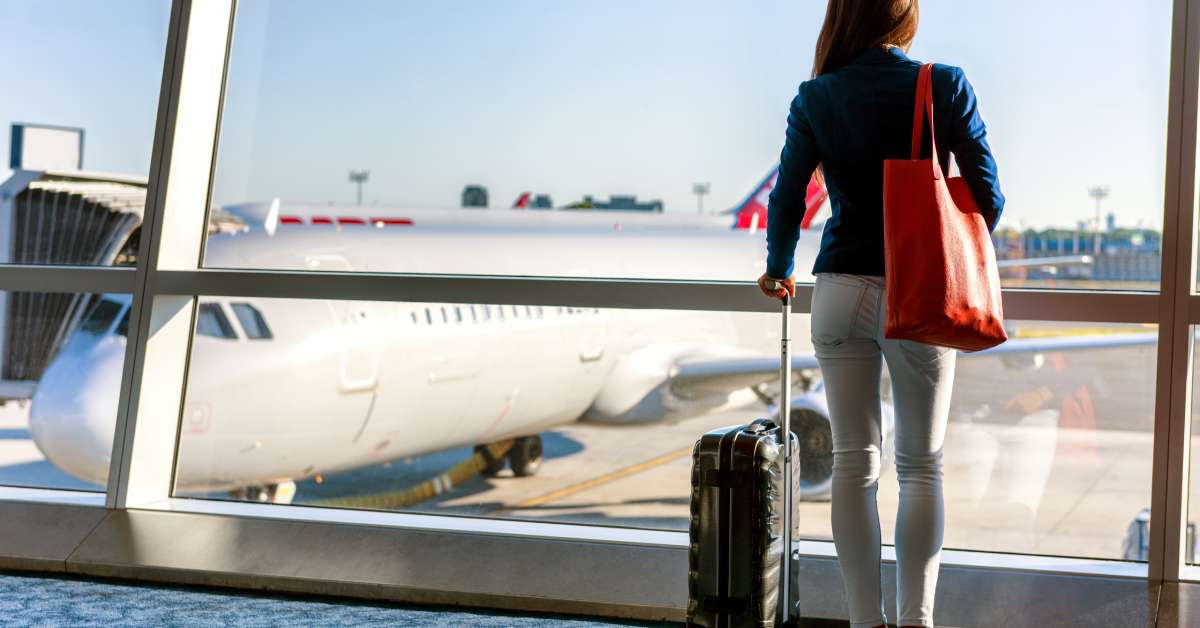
0;291;120;492
196;2;1169;292
195;303;237;340
166;297;1157;562
231;303;272;340
1;2;170;268
9;0;1200;617
1187;331;1200;565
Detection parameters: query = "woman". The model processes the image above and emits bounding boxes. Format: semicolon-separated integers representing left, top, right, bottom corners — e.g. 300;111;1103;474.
756;2;1004;627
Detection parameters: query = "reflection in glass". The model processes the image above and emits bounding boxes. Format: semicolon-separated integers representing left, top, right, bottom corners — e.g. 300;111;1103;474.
0;291;126;491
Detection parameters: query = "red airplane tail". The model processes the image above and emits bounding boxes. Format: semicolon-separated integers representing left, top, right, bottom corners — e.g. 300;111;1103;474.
731;166;828;231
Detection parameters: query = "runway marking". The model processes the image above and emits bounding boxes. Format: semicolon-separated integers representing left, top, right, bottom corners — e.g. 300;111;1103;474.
514;445;694;509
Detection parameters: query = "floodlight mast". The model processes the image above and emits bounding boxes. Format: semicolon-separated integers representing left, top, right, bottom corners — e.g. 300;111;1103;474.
349;169;370;205
1088;185;1109;254
692;182;711;214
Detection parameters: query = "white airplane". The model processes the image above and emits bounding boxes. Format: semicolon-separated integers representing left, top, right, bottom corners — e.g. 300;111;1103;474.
26;169;1142;504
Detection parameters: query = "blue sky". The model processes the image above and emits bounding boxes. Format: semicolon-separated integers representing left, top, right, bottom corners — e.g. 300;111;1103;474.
0;1;1172;230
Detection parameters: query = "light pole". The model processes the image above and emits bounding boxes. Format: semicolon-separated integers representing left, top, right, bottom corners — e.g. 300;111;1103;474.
1088;186;1109;255
692;182;711;214
349;169;370;205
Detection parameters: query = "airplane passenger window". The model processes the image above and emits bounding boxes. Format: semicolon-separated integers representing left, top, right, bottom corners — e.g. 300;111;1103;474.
454;306;463;323
231;303;272;339
410;311;418;324
425;308;433;325
80;299;123;335
441;307;448;324
195;303;237;339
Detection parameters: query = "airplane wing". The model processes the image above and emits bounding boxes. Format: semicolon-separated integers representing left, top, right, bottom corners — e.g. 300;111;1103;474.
667;332;1157;399
997;255;1093;269
670;354;820;399
969;332;1156;355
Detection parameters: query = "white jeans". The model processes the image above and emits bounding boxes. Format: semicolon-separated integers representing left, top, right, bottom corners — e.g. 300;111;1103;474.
811;273;956;628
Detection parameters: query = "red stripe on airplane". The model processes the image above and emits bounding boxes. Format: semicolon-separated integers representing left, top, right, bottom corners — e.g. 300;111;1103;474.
279;216;304;225
369;217;414;226
311;216;334;225
337;217;366;225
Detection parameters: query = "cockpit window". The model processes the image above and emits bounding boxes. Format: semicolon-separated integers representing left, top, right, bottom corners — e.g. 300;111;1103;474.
116;309;130;337
80;299;123;335
231;303;272;340
196;303;236;339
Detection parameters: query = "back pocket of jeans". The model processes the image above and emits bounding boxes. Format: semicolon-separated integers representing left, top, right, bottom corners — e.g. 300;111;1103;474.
811;276;865;347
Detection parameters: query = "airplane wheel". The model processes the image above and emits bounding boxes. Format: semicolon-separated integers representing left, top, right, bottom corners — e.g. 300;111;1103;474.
508;435;543;477
229;481;296;504
476;445;507;477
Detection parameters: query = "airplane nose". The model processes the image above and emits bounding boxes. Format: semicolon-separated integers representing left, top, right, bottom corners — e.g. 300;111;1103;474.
28;336;125;486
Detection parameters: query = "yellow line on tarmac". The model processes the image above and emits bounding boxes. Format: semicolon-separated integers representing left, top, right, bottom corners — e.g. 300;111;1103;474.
515;446;694;509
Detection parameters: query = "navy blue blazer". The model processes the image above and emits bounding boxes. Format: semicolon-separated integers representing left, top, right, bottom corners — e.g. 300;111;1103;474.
765;47;1005;278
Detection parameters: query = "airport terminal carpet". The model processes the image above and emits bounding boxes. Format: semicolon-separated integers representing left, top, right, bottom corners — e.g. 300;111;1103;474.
0;572;674;627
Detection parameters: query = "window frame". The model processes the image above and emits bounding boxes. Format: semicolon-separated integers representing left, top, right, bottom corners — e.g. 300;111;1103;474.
0;0;1194;604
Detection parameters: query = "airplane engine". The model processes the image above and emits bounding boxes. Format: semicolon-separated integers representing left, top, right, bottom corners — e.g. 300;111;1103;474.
777;383;896;502
582;344;760;425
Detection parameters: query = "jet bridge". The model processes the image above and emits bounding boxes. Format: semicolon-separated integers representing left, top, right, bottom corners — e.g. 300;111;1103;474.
0;170;146;400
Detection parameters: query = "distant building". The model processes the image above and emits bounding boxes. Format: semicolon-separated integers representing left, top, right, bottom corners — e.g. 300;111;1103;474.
462;185;489;208
572;195;663;212
1106;212;1117;233
531;194;554;209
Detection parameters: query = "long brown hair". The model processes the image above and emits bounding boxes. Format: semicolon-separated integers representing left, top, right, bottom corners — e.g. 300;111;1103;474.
812;0;919;78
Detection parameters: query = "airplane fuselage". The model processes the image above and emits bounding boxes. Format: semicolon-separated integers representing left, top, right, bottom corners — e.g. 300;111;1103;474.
33;224;821;492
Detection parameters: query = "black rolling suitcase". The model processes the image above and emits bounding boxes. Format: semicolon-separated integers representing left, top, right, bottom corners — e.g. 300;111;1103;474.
688;293;801;628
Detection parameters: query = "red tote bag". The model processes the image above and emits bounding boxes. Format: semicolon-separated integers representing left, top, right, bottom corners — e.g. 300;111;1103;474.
882;64;1007;352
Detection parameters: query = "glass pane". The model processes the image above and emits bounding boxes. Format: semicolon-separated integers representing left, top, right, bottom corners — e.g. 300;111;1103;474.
171;298;1155;560
0;2;171;267
206;1;1167;289
1185;331;1200;565
0;291;128;491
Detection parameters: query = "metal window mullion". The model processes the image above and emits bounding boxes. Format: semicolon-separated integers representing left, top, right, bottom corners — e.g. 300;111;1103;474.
106;0;234;509
1149;0;1200;585
0;266;137;294
151;269;1160;323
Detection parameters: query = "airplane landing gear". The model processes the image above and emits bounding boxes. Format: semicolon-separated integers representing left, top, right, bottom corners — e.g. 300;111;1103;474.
474;435;544;478
508;435;543;477
230;480;296;504
475;444;507;477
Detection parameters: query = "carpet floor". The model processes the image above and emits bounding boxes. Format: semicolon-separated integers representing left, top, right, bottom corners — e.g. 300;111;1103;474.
0;572;674;627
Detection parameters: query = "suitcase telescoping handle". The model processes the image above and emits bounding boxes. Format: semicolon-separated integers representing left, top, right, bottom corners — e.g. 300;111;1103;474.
779;291;794;626
766;280;795;626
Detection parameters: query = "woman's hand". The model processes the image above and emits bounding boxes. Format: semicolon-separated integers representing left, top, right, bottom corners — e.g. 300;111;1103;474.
757;273;795;299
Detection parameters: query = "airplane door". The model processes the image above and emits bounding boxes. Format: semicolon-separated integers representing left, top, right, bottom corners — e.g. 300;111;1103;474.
306;255;380;393
579;308;606;364
328;300;380;392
